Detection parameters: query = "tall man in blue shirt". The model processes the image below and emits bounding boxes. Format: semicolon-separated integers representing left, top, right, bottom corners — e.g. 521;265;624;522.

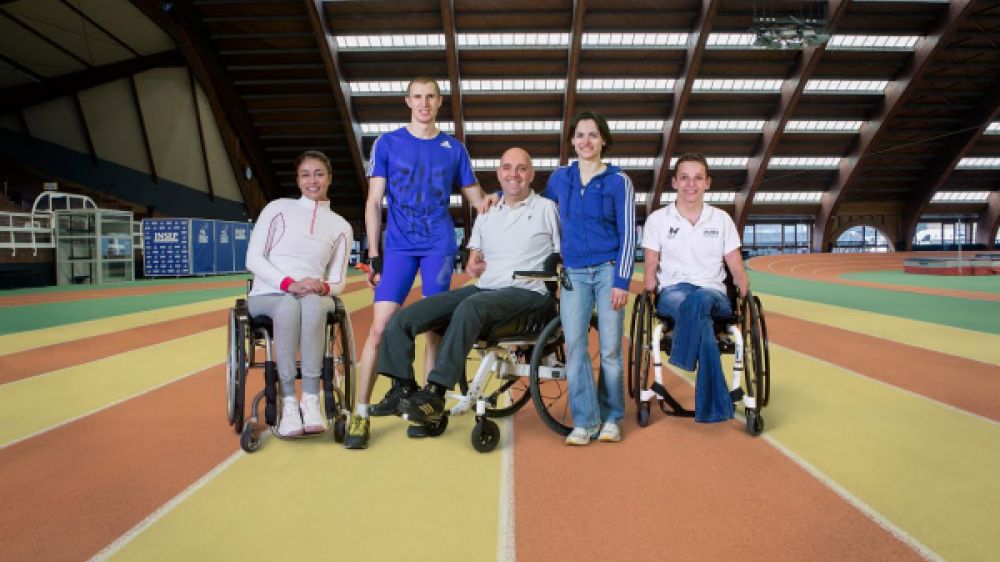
345;76;490;449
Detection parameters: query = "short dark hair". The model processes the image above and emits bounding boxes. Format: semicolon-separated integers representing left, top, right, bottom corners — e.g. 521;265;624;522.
568;110;613;154
407;75;441;96
674;153;710;176
295;150;332;176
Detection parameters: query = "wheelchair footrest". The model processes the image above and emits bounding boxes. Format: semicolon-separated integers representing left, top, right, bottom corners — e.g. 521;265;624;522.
730;388;744;403
650;382;694;417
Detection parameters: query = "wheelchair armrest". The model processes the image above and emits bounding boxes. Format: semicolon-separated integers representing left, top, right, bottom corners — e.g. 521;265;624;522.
511;252;561;282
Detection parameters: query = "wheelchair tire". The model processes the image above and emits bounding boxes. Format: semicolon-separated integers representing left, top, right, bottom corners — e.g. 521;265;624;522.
742;293;771;410
746;409;764;436
629;293;653;418
637;401;651;427
333;415;347;443
471;419;501;453
226;308;238;426
330;307;356;416
240;422;261;453
529;315;599;437
232;317;250;435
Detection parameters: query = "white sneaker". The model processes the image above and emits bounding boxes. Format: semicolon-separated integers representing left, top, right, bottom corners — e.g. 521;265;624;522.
300;393;327;434
598;421;621;442
278;396;303;437
565;427;593;446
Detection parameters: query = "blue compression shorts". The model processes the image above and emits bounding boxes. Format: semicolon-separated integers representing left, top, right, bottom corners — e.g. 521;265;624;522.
373;252;454;304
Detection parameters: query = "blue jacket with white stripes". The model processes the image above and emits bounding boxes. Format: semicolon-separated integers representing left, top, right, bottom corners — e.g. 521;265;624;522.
542;161;636;290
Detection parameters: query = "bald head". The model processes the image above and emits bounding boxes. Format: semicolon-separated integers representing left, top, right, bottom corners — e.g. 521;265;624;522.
496;147;535;203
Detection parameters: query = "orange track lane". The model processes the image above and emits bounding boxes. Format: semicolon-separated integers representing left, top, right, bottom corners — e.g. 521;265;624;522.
751;252;1000;301
766;311;1000;422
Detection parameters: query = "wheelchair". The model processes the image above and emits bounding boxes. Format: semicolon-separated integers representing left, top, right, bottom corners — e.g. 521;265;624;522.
412;255;584;451
226;287;356;453
627;279;771;435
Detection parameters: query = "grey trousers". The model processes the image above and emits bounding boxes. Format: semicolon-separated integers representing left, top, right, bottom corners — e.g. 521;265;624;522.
247;293;336;396
376;285;552;389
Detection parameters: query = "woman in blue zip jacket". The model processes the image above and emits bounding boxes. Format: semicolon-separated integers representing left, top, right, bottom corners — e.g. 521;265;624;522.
544;111;636;445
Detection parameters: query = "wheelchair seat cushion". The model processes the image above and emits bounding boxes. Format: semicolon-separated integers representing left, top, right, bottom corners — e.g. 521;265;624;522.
249;310;340;335
480;302;557;342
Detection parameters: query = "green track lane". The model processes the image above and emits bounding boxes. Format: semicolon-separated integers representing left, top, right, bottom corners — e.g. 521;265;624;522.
841;270;1000;293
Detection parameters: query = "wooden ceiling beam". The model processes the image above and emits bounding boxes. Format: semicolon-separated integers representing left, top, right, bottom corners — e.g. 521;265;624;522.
734;0;848;230
0;50;183;114
647;0;719;217
440;0;476;239
812;0;975;251
129;0;274;217
559;0;585;165
303;0;367;197
900;82;1000;249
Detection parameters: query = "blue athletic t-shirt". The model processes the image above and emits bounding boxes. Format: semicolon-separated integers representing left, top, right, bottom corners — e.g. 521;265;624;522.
368;127;477;255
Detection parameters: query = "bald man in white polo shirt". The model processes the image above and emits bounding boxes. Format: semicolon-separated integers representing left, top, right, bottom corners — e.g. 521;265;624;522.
641;153;749;423
374;147;560;431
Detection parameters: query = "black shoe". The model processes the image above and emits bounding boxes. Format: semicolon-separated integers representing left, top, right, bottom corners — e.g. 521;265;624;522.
400;386;445;423
369;381;415;417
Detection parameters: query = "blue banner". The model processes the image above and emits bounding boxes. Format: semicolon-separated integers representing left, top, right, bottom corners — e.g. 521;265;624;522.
192;219;215;275
213;220;235;274
142;219;191;276
232;222;251;272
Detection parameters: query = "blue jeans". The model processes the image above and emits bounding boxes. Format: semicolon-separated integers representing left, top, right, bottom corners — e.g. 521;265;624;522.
657;283;734;423
561;262;625;431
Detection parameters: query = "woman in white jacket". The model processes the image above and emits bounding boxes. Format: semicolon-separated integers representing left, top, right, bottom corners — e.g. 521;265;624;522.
246;151;354;437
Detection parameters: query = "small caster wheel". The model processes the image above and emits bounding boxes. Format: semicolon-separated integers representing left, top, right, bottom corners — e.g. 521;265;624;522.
241;422;261;453
746;410;764;436
333;416;346;443
637;402;651;427
471;419;500;453
424;414;448;437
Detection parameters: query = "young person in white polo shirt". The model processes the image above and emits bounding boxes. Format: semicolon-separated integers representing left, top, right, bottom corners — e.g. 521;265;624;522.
373;147;560;433
641;153;749;423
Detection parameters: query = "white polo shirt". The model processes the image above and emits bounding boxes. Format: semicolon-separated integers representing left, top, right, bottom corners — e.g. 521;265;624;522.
469;191;561;295
641;203;740;294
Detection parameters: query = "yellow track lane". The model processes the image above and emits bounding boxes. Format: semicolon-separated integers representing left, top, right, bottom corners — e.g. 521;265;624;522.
0;298;235;355
0;328;224;447
757;293;1000;366
734;345;1000;562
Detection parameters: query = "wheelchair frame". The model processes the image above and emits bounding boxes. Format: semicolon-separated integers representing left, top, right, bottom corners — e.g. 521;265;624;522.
627;288;771;435
226;294;356;452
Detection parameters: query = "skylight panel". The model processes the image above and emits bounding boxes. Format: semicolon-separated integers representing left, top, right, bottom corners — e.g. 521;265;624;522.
827;35;920;51
582;32;688;48
659;193;736;203
608;120;664;133
986;122;1000;135
804;80;888;94
930;191;991;203
706;33;757;48
769;157;840;169
754;192;824;203
464;121;560;134
606;157;655;169
577;78;675;92
462;79;565;93
785;120;864;133
681;120;765;133
693;79;783;93
957;157;1000;169
349;80;451;95
458;33;569;48
335;34;446;50
472;158;559;171
705;157;749;169
361;122;455;135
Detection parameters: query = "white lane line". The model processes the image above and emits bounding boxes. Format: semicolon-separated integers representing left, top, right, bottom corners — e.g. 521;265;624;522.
497;417;516;562
88;449;245;562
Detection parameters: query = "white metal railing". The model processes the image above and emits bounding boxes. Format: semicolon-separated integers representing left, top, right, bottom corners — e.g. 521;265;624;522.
0;211;54;256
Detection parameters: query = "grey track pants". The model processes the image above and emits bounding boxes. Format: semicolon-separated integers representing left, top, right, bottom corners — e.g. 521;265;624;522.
247;293;335;396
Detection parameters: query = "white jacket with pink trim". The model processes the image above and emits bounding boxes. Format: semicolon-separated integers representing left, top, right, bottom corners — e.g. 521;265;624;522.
246;197;353;297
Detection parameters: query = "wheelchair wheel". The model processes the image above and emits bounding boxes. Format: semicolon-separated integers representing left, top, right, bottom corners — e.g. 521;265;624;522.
330;306;356;416
482;350;532;417
471;419;501;453
333;415;347;443
741;293;771;410
628;293;653;419
229;312;250;435
226;308;239;425
746;409;764;436
529;315;599;436
240;421;261;453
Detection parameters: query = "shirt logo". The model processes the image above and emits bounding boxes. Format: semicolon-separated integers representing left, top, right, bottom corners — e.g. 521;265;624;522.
703;227;720;238
440;140;452;149
667;227;679;239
